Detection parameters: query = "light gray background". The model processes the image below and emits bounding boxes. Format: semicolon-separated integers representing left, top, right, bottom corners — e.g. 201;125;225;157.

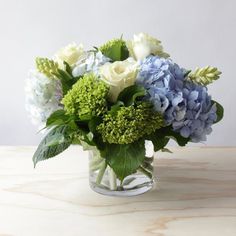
0;0;235;145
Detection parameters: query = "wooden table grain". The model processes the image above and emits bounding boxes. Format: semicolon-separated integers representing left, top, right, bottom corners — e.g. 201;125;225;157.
0;146;236;236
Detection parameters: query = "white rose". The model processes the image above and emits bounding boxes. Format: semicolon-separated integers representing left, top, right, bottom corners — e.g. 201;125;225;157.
99;58;138;102
54;43;84;69
126;33;169;61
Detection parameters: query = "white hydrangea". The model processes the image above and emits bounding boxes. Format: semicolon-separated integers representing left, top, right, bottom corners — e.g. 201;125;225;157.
25;70;63;128
72;51;110;77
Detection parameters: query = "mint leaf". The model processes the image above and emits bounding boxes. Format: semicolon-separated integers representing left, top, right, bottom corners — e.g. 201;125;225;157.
212;100;224;123
117;85;146;106
33;125;72;167
102;140;145;181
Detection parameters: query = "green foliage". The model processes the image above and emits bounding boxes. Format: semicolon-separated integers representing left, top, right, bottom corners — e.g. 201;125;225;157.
99;38;129;61
212;100;224;123
102;139;145;181
53;62;79;95
46;109;77;130
62;73;109;120
36;57;59;78
147;131;170;152
147;126;190;151
33;125;72;167
97;102;164;144
117;85;146;106
188;66;221;86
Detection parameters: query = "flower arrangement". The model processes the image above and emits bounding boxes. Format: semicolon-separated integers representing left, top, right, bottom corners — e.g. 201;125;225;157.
26;33;223;195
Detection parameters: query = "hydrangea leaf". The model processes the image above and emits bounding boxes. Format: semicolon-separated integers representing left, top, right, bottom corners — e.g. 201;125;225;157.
117;85;146;106
146;132;170;152
212;100;224;123
99;38;129;61
188;66;221;85
102;139;145;181
147;126;190;150
33;125;72;167
164;126;190;146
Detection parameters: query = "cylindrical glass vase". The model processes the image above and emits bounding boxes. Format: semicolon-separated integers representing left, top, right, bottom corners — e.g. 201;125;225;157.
88;141;154;197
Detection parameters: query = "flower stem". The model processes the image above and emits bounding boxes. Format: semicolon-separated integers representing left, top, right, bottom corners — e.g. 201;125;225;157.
138;166;152;179
108;167;117;190
96;161;107;185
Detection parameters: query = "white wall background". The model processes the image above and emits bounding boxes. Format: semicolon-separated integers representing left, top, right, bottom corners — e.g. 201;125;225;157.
0;0;235;145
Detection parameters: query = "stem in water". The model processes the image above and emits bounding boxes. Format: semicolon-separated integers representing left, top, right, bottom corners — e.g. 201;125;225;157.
96;161;107;185
108;167;117;190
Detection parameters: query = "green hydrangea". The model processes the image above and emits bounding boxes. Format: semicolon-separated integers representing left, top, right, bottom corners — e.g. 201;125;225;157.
36;57;58;78
62;73;109;119
99;38;129;61
97;102;164;144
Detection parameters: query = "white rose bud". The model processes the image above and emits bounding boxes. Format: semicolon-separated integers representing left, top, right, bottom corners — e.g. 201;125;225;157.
127;33;169;61
54;43;84;69
99;58;138;102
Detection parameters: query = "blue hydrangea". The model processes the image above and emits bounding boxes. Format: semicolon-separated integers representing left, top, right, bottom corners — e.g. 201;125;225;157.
137;55;185;122
137;55;217;142
172;82;217;142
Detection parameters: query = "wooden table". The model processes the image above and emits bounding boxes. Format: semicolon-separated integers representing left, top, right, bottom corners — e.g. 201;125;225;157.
0;146;236;236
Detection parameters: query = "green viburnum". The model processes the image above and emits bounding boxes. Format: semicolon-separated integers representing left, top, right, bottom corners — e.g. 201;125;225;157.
188;66;221;85
62;73;109;120
36;57;59;78
99;38;129;61
97;102;164;144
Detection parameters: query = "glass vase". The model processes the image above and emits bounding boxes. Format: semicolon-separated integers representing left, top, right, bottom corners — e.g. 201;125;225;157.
88;141;154;197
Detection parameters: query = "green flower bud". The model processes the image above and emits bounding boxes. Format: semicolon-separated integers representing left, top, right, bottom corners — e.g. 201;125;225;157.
36;57;58;78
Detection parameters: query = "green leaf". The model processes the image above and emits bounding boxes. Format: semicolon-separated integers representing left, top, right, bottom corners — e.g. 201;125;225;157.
117;85;146;106
166;130;190;146
63;61;73;76
88;116;102;134
46;110;77;131
147;126;190;150
46;133;65;147
33;125;72;167
147;131;170;152
99;38;129;61
53;68;78;95
102;140;145;181
46;110;67;127
108;101;124;115
212;100;224;123
57;69;73;81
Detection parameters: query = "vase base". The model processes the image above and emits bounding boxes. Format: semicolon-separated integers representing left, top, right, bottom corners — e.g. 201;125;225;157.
89;177;154;197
